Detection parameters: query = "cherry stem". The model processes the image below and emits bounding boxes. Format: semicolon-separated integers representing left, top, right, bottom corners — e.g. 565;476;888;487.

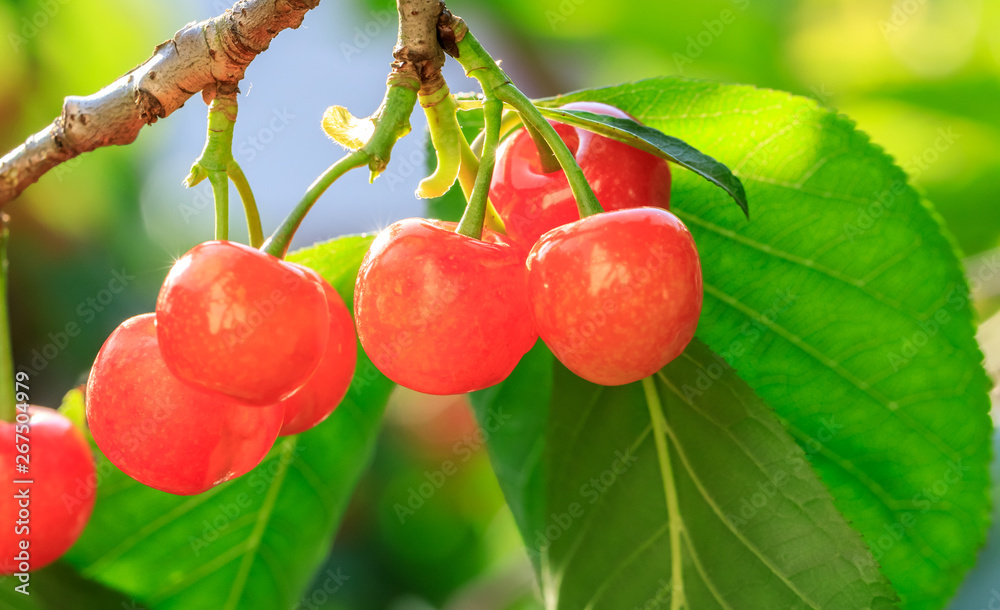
499;88;603;218
470;109;523;157
0;216;14;422
456;97;502;239
458;135;507;234
209;171;229;241
228;163;264;248
444;18;604;218
524;120;560;174
263;78;419;258
262;151;367;258
185;93;264;246
457;136;479;199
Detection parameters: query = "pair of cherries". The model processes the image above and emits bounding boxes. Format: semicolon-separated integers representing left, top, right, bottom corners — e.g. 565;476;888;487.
86;243;357;495
355;102;702;393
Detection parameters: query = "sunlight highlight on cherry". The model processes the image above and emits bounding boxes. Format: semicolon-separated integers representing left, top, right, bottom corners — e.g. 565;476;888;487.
526;207;702;385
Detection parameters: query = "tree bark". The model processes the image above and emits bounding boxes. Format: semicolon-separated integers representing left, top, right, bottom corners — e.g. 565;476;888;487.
0;0;321;208
394;0;447;93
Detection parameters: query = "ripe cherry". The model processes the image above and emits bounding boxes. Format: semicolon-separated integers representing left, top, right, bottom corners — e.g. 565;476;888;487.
277;266;357;436
156;240;330;405
1;407;96;574
354;219;537;395
86;314;284;495
526;208;702;386
490;101;672;246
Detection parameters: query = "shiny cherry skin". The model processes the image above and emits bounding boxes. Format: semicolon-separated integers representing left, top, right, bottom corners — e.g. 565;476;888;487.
526;208;702;386
354;219;537;395
0;407;96;574
490;101;672;246
86;314;284;495
276;266;357;436
156;240;330;405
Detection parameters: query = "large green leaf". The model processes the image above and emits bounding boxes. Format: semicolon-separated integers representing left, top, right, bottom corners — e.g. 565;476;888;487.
52;234;393;610
521;78;990;609
473;340;898;608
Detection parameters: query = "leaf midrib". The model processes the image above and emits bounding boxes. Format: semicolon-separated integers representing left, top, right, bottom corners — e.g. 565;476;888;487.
222;437;298;610
654;372;824;609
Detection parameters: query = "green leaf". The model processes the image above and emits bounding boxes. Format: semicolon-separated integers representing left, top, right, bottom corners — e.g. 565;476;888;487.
535;106;749;217
0;563;141;610
58;234;393;610
535;78;992;609
472;341;899;609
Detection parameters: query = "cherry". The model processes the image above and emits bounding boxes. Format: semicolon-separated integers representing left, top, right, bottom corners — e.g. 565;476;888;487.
0;407;96;574
276;265;357;436
490;101;672;246
354;218;536;395
86;314;284;495
526;208;702;386
156;240;330;405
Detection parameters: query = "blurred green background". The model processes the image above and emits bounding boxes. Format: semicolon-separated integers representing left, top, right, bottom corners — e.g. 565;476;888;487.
0;0;998;608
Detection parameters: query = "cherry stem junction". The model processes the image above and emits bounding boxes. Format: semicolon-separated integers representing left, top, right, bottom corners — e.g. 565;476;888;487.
185;93;264;247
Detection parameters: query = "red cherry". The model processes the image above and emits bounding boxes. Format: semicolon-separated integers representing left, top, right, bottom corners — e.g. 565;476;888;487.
86;314;283;495
490;101;672;246
0;407;96;574
526;208;702;385
354;218;537;395
276;266;357;436
156;240;330;405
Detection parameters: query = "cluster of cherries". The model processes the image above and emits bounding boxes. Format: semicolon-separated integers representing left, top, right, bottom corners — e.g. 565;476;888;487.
0;101;701;576
85;243;357;495
355;102;703;393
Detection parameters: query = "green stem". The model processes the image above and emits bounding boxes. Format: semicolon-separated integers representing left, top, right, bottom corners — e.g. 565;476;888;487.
456;98;502;239
262;152;368;258
185;94;264;245
448;22;604;218
499;87;602;217
263;78;419;258
458;134;506;235
227;162;263;248
470;110;523;157
523;120;560;173
0;217;14;422
457;137;479;199
209;171;229;241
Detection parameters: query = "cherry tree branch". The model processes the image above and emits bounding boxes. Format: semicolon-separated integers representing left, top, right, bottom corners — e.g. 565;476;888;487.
0;0;321;208
395;0;447;93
